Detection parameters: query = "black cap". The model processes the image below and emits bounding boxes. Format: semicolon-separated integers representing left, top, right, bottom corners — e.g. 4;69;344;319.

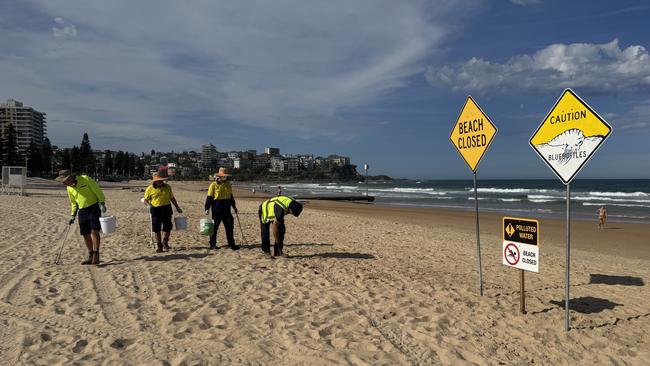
289;200;303;217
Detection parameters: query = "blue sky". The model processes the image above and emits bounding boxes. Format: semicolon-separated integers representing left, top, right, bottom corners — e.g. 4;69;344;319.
1;0;649;179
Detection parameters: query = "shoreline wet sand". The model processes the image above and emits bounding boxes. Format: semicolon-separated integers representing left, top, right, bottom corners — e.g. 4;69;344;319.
0;180;646;364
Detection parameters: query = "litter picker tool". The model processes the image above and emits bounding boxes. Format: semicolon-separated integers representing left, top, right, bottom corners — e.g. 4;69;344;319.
54;223;73;265
235;211;248;244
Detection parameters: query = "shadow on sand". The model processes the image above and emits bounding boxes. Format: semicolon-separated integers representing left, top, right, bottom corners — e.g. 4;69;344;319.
133;253;210;262
236;243;335;250
549;296;623;314
589;274;645;286
287;252;375;260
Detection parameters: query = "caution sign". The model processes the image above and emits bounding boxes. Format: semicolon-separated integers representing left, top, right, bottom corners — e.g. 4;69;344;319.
450;96;497;172
503;217;539;273
530;89;612;184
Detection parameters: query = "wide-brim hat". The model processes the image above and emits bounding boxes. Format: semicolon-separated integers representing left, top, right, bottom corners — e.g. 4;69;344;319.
152;172;168;182
216;167;231;177
55;169;74;183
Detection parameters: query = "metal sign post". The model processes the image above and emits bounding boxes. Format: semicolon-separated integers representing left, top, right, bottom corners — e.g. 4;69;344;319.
529;88;612;331
520;270;525;314
473;171;483;296
450;96;497;297
565;183;571;331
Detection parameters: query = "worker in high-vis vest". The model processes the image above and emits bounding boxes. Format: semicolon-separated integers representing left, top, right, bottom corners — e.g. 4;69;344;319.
204;168;240;250
258;195;303;257
55;169;107;265
143;172;183;253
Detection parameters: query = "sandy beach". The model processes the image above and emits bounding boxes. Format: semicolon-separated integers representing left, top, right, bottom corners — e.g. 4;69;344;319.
0;179;648;365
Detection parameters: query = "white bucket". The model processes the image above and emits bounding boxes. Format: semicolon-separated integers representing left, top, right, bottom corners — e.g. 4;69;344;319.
99;216;117;234
174;216;188;230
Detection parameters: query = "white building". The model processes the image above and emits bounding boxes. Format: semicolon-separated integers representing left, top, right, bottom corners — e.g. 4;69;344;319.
0;99;46;154
269;156;286;172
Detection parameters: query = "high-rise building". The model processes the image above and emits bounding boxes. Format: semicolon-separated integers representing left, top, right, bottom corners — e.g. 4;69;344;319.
265;147;280;156
201;143;218;171
0;99;47;154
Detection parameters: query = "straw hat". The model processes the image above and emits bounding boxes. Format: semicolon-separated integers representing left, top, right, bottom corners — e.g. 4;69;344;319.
55;169;74;183
215;167;231;177
151;172;168;182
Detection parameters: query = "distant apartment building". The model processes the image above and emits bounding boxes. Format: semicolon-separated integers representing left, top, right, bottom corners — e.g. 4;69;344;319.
269;156;286;172
286;158;300;171
227;151;241;159
327;155;351;166
252;155;270;169
217;158;234;169
0;99;47;154
233;158;251;169
201;143;218;171
265;147;280;156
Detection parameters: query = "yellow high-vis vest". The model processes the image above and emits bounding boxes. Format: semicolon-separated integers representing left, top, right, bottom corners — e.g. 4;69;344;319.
260;196;294;224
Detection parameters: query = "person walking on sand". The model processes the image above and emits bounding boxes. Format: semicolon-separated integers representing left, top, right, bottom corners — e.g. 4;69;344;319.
598;206;607;229
56;170;107;265
258;195;303;257
204;168;240;250
143;172;183;253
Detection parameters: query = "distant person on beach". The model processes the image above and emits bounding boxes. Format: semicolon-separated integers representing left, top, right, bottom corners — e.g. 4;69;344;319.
143;172;183;253
598;206;607;229
204;168;240;250
277;186;283;196
56;170;106;265
258;195;303;257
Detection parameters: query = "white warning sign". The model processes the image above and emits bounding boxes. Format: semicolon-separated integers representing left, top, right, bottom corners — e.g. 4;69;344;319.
502;217;539;273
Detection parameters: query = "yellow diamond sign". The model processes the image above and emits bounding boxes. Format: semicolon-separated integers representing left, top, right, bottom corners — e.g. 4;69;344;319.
530;89;613;184
450;96;497;172
505;223;515;238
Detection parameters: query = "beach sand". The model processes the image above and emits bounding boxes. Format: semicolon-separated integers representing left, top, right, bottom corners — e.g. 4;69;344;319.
0;179;648;365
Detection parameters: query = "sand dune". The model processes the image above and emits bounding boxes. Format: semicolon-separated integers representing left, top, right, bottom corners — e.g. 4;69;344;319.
0;181;648;365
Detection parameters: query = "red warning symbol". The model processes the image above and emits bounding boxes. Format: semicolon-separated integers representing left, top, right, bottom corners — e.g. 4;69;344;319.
504;243;520;265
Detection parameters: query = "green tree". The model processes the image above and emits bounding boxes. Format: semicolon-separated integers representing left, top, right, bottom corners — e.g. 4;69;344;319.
41;138;53;176
27;141;43;175
69;146;81;172
79;133;96;174
2;123;22;166
61;148;71;169
102;150;113;176
128;154;136;176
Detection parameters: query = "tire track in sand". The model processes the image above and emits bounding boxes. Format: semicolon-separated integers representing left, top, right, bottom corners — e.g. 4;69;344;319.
313;261;441;366
0;302;217;356
87;266;139;330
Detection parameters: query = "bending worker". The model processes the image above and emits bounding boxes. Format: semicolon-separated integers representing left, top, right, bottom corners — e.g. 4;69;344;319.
143;172;183;253
258;195;303;257
204;168;240;250
55;169;107;265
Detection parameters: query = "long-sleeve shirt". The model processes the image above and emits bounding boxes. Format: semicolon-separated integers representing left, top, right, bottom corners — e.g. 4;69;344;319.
67;175;105;216
204;181;236;216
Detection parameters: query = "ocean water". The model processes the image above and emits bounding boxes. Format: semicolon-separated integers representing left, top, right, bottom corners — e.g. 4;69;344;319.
242;179;650;224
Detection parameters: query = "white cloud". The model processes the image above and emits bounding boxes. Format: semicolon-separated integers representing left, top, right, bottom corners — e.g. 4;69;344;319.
0;0;475;151
428;39;650;94
52;17;77;38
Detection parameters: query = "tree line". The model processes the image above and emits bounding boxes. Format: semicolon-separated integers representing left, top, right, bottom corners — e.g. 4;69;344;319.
1;128;145;178
54;133;146;177
0;123;53;175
